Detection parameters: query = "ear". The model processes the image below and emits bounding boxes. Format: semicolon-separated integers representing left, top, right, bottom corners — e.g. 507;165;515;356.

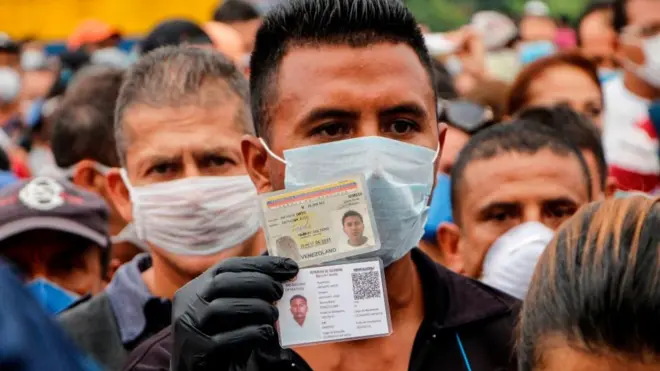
435;123;448;176
242;135;274;194
72;160;104;193
437;222;465;274
106;168;133;222
605;175;618;198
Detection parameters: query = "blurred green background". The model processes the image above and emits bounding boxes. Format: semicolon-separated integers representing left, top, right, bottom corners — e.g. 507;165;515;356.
404;0;589;31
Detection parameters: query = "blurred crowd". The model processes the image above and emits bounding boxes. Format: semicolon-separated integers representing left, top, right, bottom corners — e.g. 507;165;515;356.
0;0;659;370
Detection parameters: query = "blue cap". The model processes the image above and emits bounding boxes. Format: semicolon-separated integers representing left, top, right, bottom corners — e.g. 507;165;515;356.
423;174;453;241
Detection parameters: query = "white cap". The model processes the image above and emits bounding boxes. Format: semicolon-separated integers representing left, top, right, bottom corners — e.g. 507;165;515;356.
524;0;550;17
480;222;554;300
472;11;518;50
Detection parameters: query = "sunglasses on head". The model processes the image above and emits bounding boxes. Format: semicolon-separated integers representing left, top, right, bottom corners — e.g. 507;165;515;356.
437;99;495;134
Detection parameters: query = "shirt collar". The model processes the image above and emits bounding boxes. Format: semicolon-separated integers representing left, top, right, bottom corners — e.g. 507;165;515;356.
410;248;518;330
106;253;169;344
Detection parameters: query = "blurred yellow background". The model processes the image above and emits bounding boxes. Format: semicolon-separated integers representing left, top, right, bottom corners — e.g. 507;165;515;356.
0;0;219;40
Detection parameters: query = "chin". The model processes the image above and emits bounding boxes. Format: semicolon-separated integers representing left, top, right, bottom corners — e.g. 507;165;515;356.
152;244;251;278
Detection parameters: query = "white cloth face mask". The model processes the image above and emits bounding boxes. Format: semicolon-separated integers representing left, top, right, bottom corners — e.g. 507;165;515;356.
622;34;660;87
121;171;261;256
261;136;438;267
480;221;554;300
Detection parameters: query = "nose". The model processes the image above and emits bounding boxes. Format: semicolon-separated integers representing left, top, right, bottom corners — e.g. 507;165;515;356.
522;205;543;225
182;154;202;178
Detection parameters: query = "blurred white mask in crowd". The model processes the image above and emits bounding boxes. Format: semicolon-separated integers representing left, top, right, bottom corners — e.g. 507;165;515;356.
480;221;554;299
0;67;21;104
471;11;517;51
622;33;660;88
91;47;131;69
21;49;48;71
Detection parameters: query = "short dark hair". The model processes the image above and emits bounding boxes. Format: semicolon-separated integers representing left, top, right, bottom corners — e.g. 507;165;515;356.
432;60;458;101
249;0;434;139
450;120;593;224
290;294;307;303
506;52;601;116
517;105;607;190
576;0;614;45
213;0;260;23
342;210;363;225
51;66;124;168
613;0;627;32
519;197;660;370
115;46;251;166
0;148;10;171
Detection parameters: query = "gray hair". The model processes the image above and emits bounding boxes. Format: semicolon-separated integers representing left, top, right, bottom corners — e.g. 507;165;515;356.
114;46;252;166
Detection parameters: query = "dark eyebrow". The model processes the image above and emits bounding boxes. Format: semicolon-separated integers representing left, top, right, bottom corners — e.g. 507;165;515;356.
544;197;580;207
304;108;359;123
379;103;427;118
478;202;520;218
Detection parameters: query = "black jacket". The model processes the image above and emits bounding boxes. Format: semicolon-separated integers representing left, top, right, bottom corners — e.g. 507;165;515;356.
124;249;520;371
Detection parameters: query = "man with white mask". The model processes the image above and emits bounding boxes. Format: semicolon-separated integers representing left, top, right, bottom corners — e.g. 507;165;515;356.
127;1;520;370
437;121;594;297
58;46;264;371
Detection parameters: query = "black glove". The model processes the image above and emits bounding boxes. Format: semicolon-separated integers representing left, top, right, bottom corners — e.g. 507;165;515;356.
171;256;299;371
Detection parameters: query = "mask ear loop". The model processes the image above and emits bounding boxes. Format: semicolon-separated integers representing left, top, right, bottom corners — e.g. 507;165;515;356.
259;137;288;165
432;142;441;163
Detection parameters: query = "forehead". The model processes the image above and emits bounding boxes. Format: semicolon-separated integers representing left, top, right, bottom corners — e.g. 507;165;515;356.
529;65;601;102
626;0;660;26
580;9;612;35
122;102;244;164
459;150;589;210
269;43;434;127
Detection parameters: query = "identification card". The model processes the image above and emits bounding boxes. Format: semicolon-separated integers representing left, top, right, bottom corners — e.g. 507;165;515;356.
260;175;380;268
277;258;391;348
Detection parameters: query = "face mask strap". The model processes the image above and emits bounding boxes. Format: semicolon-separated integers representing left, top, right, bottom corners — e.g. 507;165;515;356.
259;137;288;165
119;168;135;199
432;142;441;163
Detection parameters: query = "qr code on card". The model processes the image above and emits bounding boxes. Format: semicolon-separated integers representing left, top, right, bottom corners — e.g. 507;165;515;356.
352;271;382;300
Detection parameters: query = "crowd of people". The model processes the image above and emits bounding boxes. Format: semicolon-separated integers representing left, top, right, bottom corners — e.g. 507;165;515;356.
0;0;659;370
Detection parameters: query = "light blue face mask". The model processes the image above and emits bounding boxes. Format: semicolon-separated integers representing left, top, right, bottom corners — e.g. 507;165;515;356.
598;68;620;84
423;173;453;241
261;136;438;267
25;278;79;315
519;40;556;65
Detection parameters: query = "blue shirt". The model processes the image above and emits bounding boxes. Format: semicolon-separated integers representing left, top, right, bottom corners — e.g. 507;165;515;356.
106;254;171;346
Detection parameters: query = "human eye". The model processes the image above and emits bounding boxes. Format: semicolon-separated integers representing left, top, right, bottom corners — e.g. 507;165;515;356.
385;119;421;136
310;122;352;140
201;155;235;169
146;161;179;176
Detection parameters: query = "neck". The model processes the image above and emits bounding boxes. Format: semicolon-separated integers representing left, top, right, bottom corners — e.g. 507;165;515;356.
142;230;266;299
384;253;424;321
295;318;305;326
623;70;660;100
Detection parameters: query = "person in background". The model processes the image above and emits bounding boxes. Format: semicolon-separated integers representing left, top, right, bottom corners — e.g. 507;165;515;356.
151;1;520;370
59;46;264;371
67;20;129;69
213;0;262;53
50;65;145;268
576;0;618;81
507;52;604;129
519;0;558;65
0;146;17;188
0;34;24;140
19;40;55;119
139;19;214;56
517;104;615;198
518;196;660;371
438;121;593;298
554;15;577;50
420;79;507;264
472;11;521;82
0;257;102;371
0;177;110;315
603;0;660;192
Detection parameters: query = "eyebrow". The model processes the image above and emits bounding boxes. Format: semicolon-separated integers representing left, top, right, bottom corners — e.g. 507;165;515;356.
304;108;359;123
379;103;427;118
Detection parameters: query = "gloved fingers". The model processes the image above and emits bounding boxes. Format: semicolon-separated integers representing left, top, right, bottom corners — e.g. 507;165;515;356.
198;298;279;334
201;272;284;303
207;324;276;352
210;256;299;282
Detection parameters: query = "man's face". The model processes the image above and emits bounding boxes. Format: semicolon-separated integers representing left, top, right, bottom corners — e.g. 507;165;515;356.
290;297;308;322
439;126;470;175
108;94;251;276
2;231;104;295
520;16;558;42
343;215;365;241
0;51;20;70
454;149;589;278
579;8;617;69
618;0;660;71
229;19;262;53
243;43;439;194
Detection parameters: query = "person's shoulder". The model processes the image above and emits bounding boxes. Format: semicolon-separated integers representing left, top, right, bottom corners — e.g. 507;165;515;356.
58;292;112;327
122;326;173;371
